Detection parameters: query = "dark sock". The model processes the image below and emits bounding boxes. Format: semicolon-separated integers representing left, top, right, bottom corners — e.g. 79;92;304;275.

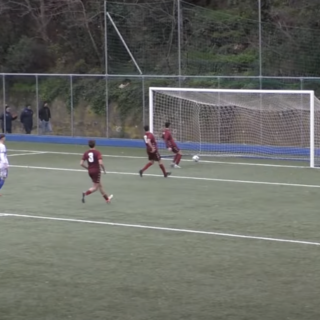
142;162;153;172
176;154;182;165
159;164;167;176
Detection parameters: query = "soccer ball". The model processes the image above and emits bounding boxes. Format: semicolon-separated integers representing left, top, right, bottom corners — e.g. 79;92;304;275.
192;155;200;162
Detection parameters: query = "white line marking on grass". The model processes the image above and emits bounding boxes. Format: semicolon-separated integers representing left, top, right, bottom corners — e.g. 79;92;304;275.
9;152;47;157
7;149;307;169
8;149;143;159
9;164;320;188
2;213;320;247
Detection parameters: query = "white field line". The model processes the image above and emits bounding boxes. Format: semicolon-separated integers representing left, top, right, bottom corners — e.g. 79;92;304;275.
1;213;320;247
9;152;48;157
9;164;320;188
7;149;307;169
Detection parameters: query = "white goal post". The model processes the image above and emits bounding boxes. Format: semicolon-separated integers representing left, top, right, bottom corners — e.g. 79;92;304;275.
149;87;320;168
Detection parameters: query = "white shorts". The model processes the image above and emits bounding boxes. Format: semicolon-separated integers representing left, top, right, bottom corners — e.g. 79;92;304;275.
0;167;8;179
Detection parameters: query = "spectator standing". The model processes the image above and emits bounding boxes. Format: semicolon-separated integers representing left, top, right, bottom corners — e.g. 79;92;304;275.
20;104;34;134
39;101;52;134
0;106;17;133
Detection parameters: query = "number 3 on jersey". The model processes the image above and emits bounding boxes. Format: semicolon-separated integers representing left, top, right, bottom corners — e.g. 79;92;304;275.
88;152;94;163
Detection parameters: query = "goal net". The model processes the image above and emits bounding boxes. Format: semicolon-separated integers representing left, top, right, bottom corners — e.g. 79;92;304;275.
149;88;320;167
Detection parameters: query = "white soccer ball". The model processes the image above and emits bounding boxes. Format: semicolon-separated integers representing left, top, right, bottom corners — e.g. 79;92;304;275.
192;155;200;162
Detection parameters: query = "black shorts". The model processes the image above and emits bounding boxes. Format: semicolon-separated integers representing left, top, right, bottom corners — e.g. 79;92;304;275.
89;171;101;183
171;146;180;154
148;151;161;162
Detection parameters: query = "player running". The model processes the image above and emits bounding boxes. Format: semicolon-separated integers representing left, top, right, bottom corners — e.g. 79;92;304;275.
139;125;171;178
0;134;8;196
162;122;182;168
80;140;113;204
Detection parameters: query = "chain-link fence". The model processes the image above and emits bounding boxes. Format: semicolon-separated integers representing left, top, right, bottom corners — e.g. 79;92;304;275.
2;74;320;137
1;0;320;137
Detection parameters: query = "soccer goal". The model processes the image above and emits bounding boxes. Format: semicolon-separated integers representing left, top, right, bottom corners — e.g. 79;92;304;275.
149;87;320;167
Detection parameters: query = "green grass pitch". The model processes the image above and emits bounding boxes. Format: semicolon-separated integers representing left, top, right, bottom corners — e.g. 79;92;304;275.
1;142;320;320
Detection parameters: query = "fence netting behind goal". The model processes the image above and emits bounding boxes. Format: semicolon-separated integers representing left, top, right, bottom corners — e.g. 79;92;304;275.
151;89;320;164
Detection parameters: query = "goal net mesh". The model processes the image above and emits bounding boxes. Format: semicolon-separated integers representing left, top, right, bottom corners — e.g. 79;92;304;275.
151;89;320;164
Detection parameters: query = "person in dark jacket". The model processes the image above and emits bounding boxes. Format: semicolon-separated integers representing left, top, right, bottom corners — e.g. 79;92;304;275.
0;106;17;133
38;101;52;134
20;104;34;134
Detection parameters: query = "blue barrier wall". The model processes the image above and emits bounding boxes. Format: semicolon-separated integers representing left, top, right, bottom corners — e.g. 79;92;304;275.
6;134;312;160
6;134;146;148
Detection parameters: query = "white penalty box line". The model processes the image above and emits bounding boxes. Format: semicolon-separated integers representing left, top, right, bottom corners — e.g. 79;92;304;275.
8;148;308;169
9;164;320;188
1;213;320;247
9;151;48;157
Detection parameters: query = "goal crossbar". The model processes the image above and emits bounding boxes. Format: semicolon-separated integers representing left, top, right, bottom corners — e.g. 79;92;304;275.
149;87;315;94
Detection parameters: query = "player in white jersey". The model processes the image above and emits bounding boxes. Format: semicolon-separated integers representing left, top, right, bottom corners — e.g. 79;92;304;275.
0;134;8;196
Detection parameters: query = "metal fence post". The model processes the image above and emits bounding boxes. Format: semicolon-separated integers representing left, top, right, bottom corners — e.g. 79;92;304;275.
104;1;109;138
142;76;146;126
177;0;182;80
70;75;74;136
217;76;221;144
177;0;183;140
258;0;262;79
35;75;39;135
300;78;304;146
105;75;109;138
258;0;263;144
2;74;5;133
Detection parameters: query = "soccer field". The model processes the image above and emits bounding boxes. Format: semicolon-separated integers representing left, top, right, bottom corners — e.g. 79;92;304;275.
1;142;320;320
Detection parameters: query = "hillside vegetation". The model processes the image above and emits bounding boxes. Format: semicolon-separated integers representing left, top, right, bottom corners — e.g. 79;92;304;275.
1;0;320;136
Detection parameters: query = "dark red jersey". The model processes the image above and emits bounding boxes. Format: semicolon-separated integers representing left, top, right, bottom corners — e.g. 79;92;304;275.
162;128;177;149
82;149;102;172
144;132;158;153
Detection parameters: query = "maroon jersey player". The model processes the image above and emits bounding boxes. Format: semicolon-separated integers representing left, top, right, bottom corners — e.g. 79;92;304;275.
80;140;113;203
162;122;182;168
139;125;171;178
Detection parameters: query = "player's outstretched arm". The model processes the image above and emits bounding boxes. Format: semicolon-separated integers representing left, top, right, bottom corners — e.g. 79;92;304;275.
80;160;88;170
162;131;172;150
164;139;171;150
0;149;8;167
146;139;155;153
99;159;106;174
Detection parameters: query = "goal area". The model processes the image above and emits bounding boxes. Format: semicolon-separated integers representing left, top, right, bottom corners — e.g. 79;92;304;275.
149;87;320;167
